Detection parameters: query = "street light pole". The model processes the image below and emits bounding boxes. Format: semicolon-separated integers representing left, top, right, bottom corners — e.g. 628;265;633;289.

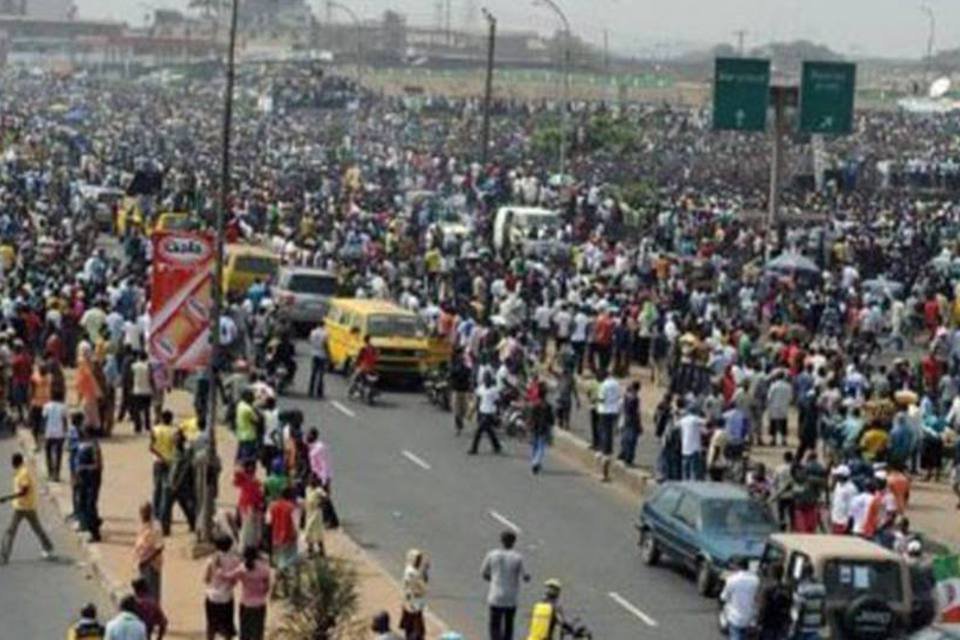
480;8;496;167
198;0;238;545
533;0;570;180
921;4;935;83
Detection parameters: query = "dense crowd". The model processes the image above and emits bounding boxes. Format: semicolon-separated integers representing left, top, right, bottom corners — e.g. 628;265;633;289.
0;63;959;639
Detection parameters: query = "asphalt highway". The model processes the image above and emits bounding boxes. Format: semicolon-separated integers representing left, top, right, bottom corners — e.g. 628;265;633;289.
0;433;112;637
281;351;720;640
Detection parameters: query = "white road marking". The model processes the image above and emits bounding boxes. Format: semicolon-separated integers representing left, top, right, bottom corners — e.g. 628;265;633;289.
331;401;356;418
401;450;432;471
488;510;523;534
608;591;658;627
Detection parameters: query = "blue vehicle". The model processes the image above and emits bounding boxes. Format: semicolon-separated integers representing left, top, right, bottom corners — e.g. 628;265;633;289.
636;482;778;596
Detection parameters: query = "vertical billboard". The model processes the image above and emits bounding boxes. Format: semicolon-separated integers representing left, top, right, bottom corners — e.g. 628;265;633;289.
149;231;214;372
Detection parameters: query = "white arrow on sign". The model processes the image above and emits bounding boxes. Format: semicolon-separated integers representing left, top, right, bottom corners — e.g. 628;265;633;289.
735;108;746;127
820;115;834;130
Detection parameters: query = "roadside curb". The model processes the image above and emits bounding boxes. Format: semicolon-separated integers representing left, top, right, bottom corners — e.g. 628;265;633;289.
14;428;128;607
552;428;652;497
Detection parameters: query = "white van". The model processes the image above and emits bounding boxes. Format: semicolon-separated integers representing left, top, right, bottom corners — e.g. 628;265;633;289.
492;206;562;256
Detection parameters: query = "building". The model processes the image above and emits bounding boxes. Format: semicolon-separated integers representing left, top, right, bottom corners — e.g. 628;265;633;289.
26;0;73;21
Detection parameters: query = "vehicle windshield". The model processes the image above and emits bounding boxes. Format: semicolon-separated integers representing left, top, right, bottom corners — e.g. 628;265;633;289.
366;314;425;338
823;559;903;603
288;274;337;295
701;498;777;535
234;255;278;275
515;212;559;229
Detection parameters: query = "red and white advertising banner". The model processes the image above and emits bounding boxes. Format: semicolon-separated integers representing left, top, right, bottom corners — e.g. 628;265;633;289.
149;230;214;372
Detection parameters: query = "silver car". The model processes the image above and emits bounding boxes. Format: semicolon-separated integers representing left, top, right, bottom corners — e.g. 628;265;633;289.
274;267;338;330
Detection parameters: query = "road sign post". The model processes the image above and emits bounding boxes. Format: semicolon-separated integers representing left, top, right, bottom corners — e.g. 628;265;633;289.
799;61;856;134
713;57;770;132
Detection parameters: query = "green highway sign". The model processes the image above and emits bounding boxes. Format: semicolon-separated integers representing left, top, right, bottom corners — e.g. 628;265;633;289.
713;57;770;132
800;61;856;134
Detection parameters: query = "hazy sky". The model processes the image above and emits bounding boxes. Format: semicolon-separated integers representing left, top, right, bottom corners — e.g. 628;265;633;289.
75;0;957;59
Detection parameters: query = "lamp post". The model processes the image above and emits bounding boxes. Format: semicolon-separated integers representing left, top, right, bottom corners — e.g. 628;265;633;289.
197;0;238;546
921;4;935;83
328;0;362;83
533;0;570;180
480;8;496;167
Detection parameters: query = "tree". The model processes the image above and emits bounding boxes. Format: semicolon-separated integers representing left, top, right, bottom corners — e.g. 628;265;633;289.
272;556;361;640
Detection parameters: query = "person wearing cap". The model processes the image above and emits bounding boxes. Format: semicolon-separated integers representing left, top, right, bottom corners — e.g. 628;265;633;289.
829;464;857;534
525;579;564;640
67;603;105;640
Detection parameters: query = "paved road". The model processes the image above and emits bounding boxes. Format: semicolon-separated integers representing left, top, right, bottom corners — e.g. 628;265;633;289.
0;433;112;636
280;351;719;640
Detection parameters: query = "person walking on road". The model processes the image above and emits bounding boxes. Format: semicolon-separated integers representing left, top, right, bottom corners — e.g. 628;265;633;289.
308;323;328;399
105;596;147;640
529;382;554;475
720;557;759;640
470;371;502;455
42;388;68;482
400;548;430;640
203;534;240;640
596;370;621;481
619;381;642;467
0;452;54;564
481;531;530;640
221;546;271;640
449;348;473;435
133;502;164;604
524;579;566;640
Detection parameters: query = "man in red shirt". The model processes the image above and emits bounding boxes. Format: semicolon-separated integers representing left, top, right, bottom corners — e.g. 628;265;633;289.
268;487;298;598
592;311;614;374
10;341;33;425
349;336;378;396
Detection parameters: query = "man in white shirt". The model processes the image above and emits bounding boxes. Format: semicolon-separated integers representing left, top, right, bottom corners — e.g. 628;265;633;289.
849;483;873;536
597;371;622;482
829;466;858;534
308;323;328;399
678;407;706;480
469;371;502;455
720;559;759;640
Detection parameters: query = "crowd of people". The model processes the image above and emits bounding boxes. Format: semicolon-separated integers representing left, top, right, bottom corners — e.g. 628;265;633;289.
0;61;957;639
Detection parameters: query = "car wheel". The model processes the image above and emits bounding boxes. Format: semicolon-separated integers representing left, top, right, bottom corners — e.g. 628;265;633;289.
696;560;715;597
639;529;660;566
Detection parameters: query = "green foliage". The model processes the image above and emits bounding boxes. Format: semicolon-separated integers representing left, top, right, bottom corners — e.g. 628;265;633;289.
531;123;564;159
272;556;361;640
584;113;638;154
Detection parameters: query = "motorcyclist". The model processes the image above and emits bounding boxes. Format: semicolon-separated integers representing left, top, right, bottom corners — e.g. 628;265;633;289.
266;330;297;387
526;579;565;640
349;335;378;396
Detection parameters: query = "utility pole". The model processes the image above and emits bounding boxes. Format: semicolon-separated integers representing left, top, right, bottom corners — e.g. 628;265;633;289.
198;0;238;546
533;0;570;179
766;84;797;261
445;0;452;46
480;8;496;166
921;4;935;83
603;28;609;74
734;29;747;56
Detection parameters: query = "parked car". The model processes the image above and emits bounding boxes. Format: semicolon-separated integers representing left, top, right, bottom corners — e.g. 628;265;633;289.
910;626;960;640
723;533;915;639
636;482;778;596
274;266;338;331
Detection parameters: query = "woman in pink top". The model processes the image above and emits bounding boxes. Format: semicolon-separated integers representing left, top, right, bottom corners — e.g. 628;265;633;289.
221;546;270;640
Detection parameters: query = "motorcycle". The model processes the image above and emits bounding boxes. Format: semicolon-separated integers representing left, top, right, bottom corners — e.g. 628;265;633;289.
424;368;451;411
268;360;296;396
350;371;380;406
560;619;593;640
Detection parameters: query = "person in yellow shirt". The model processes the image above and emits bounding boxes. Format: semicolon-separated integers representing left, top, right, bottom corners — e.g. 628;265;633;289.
65;603;105;640
859;424;890;462
150;410;178;520
0;453;54;564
